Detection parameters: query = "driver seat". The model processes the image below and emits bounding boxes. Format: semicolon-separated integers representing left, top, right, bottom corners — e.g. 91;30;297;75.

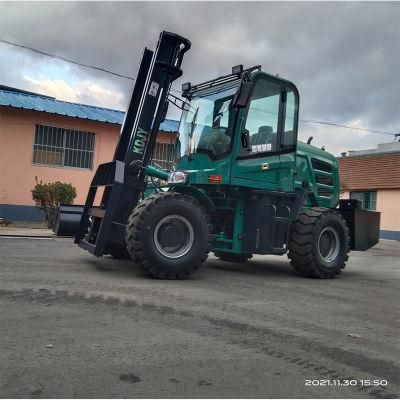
250;125;274;146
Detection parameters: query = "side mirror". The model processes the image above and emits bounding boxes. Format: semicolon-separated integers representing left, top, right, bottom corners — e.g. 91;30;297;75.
232;81;253;108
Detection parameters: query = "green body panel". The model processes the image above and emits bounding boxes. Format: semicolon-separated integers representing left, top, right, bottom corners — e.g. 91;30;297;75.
231;153;294;191
295;141;339;209
211;189;245;253
177;154;232;185
144;70;340;255
144;165;169;181
171;141;339;255
169;184;215;213
229;95;296;192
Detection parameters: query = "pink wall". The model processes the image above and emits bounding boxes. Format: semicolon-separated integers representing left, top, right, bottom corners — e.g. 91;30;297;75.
340;190;400;231
0;108;118;206
0;108;176;207
376;189;400;231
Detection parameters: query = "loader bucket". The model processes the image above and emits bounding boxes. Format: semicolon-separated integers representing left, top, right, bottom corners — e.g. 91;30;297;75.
53;204;84;236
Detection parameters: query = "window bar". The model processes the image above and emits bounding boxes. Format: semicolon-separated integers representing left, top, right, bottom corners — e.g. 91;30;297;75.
89;133;93;168
80;130;82;168
48;126;51;165
74;130;78;168
77;131;80;168
69;129;72;167
43;125;47;165
32;125;94;170
73;129;77;168
52;126;54;165
55;126;59;165
61;128;66;167
52;126;55;165
80;131;83;168
79;131;82;168
76;130;80;168
51;126;54;165
38;124;41;163
83;131;88;168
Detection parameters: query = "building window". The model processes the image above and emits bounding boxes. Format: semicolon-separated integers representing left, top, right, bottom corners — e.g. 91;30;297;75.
350;191;377;210
151;142;175;170
33;125;95;170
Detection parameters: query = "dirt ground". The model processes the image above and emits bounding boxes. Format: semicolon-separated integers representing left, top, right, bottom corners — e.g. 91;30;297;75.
0;237;399;398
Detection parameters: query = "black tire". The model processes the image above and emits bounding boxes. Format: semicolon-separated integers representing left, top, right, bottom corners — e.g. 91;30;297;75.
125;192;210;279
105;243;131;260
214;252;252;263
288;207;350;279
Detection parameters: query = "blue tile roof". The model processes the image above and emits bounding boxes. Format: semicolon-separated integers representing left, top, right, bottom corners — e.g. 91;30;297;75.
0;88;179;132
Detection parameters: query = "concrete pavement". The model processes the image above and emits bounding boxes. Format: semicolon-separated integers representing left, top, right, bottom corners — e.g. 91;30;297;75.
0;237;399;398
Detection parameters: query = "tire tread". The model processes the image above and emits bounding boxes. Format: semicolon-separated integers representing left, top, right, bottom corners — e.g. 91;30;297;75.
288;207;350;279
125;192;210;279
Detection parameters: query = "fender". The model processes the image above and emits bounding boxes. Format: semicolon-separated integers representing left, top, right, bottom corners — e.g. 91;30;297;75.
168;184;215;213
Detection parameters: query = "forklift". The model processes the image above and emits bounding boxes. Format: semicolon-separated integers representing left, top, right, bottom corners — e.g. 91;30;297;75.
75;31;379;279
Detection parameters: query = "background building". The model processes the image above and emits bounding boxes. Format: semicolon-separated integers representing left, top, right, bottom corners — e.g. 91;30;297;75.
2;84;399;241
0;86;179;222
338;142;400;240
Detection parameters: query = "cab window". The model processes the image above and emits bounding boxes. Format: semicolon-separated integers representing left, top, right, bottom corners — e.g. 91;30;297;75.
243;79;282;155
281;88;298;150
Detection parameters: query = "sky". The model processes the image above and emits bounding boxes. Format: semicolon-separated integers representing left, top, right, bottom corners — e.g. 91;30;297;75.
0;1;399;155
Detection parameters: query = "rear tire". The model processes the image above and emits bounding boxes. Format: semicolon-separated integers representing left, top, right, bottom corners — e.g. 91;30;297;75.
288;207;350;278
125;192;210;279
214;252;252;263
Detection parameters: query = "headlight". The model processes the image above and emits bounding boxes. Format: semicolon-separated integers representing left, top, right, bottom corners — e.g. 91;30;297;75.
167;171;188;184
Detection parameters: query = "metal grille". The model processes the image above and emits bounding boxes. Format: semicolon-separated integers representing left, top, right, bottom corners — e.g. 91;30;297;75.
311;158;332;173
151;142;175;170
33;125;95;169
315;175;333;186
318;188;333;198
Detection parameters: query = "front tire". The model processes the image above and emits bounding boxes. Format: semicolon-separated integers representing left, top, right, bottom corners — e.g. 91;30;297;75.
125;192;210;279
288;208;350;279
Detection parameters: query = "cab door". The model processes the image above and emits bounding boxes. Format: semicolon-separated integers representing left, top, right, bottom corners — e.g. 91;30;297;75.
277;86;299;192
232;76;298;192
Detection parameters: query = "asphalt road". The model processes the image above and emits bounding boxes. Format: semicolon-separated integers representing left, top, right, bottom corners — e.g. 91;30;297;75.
0;237;399;398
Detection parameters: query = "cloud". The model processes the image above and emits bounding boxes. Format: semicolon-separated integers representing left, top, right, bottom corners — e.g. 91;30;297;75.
0;1;399;154
24;76;125;109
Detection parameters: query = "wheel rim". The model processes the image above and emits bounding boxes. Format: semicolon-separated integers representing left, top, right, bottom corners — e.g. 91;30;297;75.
318;226;340;263
153;215;194;259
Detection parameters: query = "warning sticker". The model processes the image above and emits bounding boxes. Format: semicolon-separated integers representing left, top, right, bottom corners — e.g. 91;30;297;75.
148;81;159;97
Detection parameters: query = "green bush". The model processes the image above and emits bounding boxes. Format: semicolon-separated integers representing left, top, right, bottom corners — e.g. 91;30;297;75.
31;179;77;228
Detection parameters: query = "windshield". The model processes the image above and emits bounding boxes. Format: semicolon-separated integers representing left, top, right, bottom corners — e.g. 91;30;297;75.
177;81;239;160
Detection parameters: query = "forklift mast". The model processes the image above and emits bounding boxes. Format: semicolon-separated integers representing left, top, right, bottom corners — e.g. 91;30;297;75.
74;31;191;256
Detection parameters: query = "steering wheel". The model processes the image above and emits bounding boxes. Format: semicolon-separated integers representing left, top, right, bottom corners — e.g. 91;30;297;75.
209;128;230;155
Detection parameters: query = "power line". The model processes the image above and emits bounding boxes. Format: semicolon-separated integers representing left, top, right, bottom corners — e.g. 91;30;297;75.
0;38;135;81
250;108;396;136
0;37;182;93
300;118;395;136
1;38;397;136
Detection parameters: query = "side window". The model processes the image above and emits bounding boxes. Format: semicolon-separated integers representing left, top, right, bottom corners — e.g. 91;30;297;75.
282;89;298;149
244;79;282;155
350;191;377;210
